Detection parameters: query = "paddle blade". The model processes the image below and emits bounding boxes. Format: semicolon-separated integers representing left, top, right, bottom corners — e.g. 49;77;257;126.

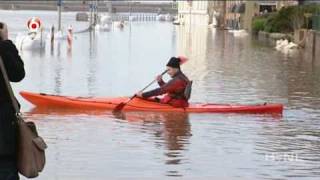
112;102;126;113
178;56;188;65
112;95;136;113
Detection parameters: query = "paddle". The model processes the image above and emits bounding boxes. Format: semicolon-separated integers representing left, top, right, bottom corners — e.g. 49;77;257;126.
112;56;188;113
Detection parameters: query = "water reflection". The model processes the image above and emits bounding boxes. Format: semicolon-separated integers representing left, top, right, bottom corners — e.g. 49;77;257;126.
89;31;97;59
53;41;63;94
255;120;320;178
87;31;98;96
50;40;54;56
67;44;72;61
176;25;211;102
111;111;191;177
26;107;109;117
56;39;61;58
286;52;320;110
19;46;46;59
27;107;192;177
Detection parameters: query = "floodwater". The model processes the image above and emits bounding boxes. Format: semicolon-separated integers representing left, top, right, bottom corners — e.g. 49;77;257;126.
1;10;320;179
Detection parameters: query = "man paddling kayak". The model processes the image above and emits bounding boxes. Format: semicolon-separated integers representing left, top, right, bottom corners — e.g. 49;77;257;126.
136;57;191;108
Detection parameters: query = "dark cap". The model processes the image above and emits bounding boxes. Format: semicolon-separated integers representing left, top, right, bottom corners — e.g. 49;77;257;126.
166;57;181;69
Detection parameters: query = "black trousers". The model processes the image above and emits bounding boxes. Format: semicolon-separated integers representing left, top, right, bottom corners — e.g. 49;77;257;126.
0;102;19;180
0;161;19;180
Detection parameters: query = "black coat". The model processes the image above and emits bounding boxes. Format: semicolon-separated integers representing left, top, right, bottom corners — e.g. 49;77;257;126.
0;40;25;99
0;40;25;160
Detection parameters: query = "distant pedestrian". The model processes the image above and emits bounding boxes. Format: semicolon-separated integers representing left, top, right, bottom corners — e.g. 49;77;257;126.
67;25;73;49
0;22;25;180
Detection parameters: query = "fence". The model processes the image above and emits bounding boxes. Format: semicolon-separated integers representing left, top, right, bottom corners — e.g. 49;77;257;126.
111;14;158;22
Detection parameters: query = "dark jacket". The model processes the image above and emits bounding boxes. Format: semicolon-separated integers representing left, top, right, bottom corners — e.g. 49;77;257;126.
0;40;25;99
0;40;25;161
142;71;189;107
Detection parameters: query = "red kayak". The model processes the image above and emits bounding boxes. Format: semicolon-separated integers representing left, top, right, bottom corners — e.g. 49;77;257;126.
20;91;283;114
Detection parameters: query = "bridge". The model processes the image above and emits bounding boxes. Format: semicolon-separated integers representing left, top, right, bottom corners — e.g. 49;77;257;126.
0;1;177;14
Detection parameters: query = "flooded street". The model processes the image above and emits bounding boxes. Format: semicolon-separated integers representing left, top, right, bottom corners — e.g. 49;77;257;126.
1;10;320;179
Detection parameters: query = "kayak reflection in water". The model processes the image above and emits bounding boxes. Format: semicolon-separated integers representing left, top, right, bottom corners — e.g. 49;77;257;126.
136;57;192;108
117;112;191;167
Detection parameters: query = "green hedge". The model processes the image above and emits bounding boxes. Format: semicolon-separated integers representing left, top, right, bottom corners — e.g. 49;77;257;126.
252;18;266;33
252;4;320;33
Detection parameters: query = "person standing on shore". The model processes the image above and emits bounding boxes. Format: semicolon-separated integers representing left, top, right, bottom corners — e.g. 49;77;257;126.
0;22;25;180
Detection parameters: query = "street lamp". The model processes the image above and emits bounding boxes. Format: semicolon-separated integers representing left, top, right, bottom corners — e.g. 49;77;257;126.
57;0;62;31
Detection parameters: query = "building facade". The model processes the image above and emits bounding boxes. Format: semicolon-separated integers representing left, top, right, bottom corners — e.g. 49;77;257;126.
299;0;320;4
256;0;298;14
177;1;214;26
225;0;246;29
178;1;299;29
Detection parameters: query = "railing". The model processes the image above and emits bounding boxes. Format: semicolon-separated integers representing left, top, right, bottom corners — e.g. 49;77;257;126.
111;14;158;22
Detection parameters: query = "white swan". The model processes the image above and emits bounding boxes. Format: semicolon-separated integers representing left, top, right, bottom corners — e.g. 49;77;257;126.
95;24;111;32
157;14;166;21
165;14;174;21
173;19;180;25
100;15;112;25
95;14;112;32
15;31;46;51
275;39;298;54
287;42;298;49
114;21;124;29
233;29;249;37
282;42;298;54
275;39;288;51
